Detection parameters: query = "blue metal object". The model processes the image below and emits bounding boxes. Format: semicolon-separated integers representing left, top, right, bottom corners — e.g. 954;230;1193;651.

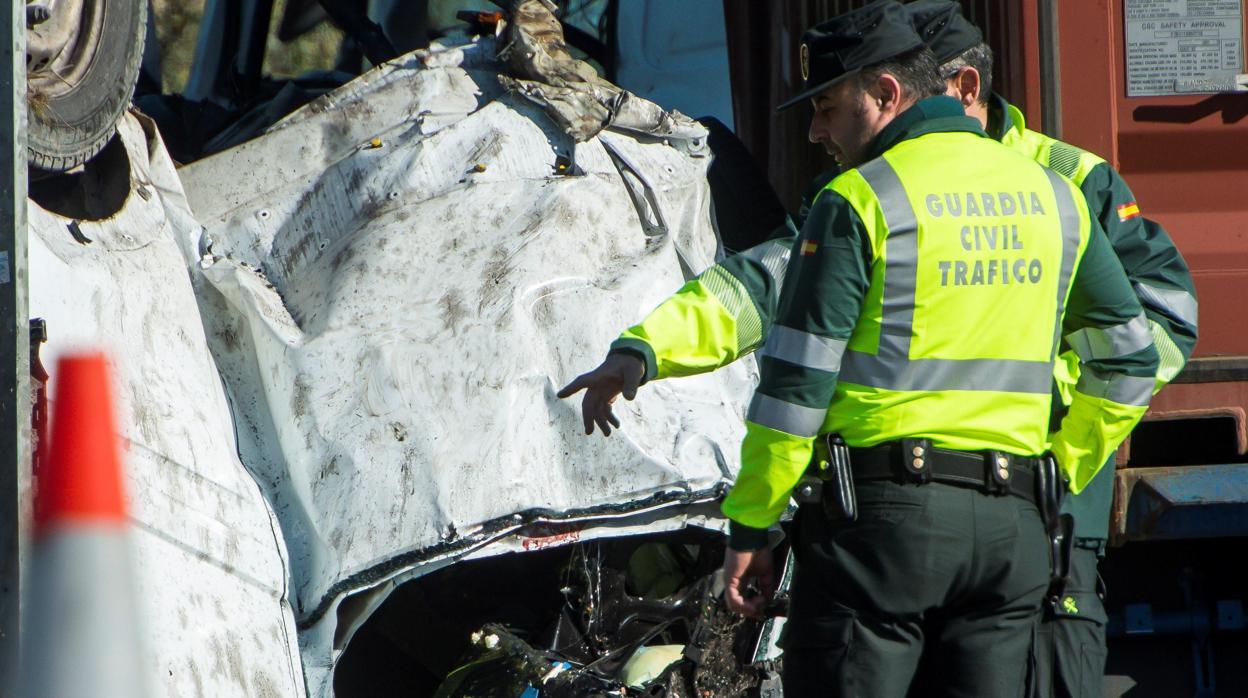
1122;465;1248;541
1107;602;1248;638
1217;600;1245;631
1124;603;1154;635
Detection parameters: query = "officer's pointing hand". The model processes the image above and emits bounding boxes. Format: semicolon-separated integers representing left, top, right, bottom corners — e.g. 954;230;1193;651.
556;352;644;437
723;547;775;620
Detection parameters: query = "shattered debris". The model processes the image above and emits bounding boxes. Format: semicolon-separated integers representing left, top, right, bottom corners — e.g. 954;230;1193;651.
493;0;707;144
420;535;785;697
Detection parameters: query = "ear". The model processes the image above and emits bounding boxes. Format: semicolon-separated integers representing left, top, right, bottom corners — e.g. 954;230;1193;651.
955;67;982;108
873;73;904;113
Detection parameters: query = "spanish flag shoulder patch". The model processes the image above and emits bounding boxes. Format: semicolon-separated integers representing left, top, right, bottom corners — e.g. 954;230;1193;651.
1117;202;1141;222
800;240;818;256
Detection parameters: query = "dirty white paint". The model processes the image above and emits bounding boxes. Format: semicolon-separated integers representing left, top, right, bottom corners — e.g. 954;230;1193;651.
28;114;305;698
23;33;755;697
180;35;756;695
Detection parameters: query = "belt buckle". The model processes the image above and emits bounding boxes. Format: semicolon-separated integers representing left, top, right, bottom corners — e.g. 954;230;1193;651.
985;450;1012;495
900;438;932;484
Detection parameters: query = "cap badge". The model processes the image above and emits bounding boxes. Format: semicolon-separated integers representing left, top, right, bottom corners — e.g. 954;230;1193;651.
800;42;810;82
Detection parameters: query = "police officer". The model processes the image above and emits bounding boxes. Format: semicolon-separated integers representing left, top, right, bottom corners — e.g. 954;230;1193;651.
903;4;1199;696
559;2;1159;693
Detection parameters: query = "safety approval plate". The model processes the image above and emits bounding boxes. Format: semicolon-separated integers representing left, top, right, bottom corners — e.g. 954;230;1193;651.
1125;0;1246;96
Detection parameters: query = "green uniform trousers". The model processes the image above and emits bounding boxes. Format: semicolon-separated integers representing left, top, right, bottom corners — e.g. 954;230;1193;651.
1030;548;1107;698
782;480;1050;698
1030;454;1113;698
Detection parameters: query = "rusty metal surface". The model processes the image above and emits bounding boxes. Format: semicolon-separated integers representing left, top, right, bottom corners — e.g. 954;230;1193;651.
1056;0;1248;358
1146;381;1248;455
1142;405;1248;456
1111;465;1248;544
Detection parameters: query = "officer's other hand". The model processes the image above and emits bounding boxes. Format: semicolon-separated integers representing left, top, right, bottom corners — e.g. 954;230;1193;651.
556;352;644;437
722;547;775;620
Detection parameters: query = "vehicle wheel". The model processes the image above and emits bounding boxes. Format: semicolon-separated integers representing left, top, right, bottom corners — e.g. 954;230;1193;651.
26;0;147;173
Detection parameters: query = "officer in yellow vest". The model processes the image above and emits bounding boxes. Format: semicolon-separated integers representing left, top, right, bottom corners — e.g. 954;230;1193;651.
905;4;1198;696
560;2;1159;693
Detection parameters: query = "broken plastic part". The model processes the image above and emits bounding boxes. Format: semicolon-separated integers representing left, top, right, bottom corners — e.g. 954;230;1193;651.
621;644;685;688
540;662;570;684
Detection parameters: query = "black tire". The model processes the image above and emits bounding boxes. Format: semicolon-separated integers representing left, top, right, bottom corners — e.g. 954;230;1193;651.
27;0;147;173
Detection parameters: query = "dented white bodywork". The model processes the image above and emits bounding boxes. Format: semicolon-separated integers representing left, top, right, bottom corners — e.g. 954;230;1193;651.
33;32;755;697
30;115;306;697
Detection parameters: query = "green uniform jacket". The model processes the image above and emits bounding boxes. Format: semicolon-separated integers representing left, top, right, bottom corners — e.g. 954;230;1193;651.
990;95;1198;540
610;98;1170;546
991;94;1198;392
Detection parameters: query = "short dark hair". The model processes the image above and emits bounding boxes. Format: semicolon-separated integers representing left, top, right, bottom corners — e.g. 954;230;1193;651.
940;42;994;106
855;45;945;103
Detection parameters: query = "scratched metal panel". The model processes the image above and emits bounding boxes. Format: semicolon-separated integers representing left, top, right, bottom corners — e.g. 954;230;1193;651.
28;114;305;697
180;36;756;696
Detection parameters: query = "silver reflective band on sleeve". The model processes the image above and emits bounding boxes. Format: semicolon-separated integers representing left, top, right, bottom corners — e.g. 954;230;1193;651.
742;238;794;292
760;326;847;373
1133;282;1198;329
839;352;1054;394
858;156;918;359
1076;367;1154;407
747;393;827;438
1065;312;1154;361
1044;169;1083;360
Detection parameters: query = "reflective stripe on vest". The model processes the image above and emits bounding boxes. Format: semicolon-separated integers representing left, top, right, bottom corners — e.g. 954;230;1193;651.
1044;168;1083;360
837;157;1081;395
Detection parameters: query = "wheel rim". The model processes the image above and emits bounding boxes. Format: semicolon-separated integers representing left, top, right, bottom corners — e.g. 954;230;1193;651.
27;0;105;100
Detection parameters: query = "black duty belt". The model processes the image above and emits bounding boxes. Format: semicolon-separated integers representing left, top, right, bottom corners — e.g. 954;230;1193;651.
848;438;1040;506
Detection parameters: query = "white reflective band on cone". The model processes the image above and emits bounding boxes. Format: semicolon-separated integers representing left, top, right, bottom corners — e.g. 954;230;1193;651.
21;528;150;698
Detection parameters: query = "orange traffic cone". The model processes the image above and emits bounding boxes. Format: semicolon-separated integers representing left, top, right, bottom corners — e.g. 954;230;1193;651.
21;352;149;697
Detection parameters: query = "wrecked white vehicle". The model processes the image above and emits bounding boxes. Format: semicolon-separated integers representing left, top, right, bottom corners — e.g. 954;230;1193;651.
31;2;784;695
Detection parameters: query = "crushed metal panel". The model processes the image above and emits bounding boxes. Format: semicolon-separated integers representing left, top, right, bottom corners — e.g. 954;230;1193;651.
184;42;502;227
179;35;754;695
28;113;305;698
